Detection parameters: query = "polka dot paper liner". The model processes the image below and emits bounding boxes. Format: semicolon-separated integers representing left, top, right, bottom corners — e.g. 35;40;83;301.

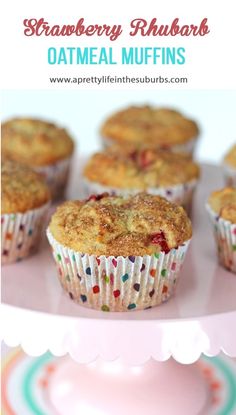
222;163;236;188
206;203;236;273
83;178;197;215
47;229;191;312
35;157;72;201
101;135;198;157
1;202;50;265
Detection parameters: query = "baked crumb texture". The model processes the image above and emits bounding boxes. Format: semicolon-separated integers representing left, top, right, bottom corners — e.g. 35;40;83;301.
84;146;200;189
1;118;74;166
49;193;192;257
2;159;51;214
101;106;199;147
208;187;236;224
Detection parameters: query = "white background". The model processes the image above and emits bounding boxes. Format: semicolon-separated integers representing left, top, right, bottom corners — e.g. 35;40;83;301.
1;0;236;89
2;89;236;163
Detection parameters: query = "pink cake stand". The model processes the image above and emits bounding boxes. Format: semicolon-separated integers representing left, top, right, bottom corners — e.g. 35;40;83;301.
2;163;236;415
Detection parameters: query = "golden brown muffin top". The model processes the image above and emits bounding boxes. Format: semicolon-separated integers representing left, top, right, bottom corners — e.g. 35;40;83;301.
84;146;200;188
1;118;74;166
2;160;51;214
208;188;236;223
101;106;199;146
49;193;192;256
223;144;236;168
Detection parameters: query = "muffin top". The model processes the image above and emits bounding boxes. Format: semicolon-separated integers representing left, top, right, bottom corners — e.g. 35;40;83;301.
223;144;236;168
1;118;74;166
101;106;199;147
84;146;200;189
49;193;192;256
208;188;236;223
2;160;51;214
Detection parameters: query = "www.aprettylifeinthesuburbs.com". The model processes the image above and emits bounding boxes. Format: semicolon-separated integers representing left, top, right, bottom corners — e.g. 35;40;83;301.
49;75;188;85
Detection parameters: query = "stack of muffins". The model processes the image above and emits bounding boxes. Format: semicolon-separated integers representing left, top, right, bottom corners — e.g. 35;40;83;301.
47;105;198;311
1;118;75;263
84;106;200;212
2;105;234;312
2;118;74;200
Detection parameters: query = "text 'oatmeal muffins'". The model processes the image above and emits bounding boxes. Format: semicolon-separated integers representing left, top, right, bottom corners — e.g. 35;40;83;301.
1;160;51;264
47;193;192;311
207;187;236;273
223;143;236;187
83;146;200;211
2;118;75;200
100;106;199;155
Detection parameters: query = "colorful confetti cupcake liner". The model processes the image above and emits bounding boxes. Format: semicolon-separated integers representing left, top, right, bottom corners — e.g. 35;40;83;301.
206;204;236;273
83;178;197;215
1;203;50;265
47;229;190;312
222;163;236;188
35;157;72;201
101;136;198;157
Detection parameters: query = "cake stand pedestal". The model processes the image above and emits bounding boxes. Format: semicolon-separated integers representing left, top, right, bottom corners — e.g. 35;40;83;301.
2;164;236;415
48;358;211;415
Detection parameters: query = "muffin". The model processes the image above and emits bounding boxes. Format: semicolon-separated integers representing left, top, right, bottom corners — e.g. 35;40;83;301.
206;187;236;272
83;146;200;213
1;160;51;264
223;144;236;187
47;193;192;311
100;106;199;156
1;118;74;200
